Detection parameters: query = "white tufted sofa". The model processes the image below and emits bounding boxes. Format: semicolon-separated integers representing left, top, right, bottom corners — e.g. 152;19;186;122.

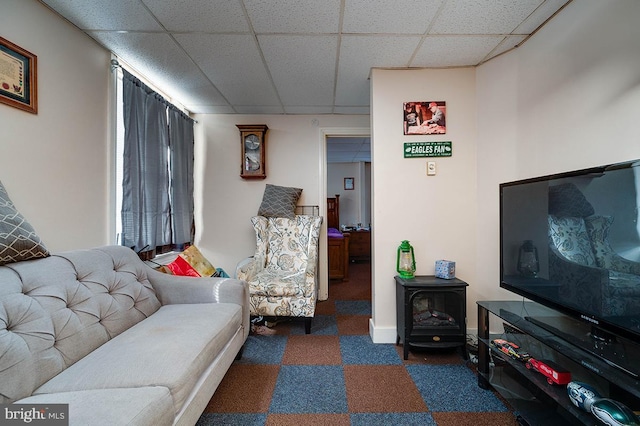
0;245;249;425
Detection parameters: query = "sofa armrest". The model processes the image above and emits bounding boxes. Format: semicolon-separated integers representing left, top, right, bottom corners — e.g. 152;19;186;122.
147;268;250;338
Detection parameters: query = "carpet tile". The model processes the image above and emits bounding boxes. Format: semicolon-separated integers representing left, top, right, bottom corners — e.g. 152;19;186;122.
238;334;288;364
269;365;348;414
265;413;351;426
350;412;437;426
407;364;509;412
336;314;370;335
199;262;517;425
290;313;337;335
205;364;279;413
197;413;266;426
344;365;427;412
335;299;371;315
340;335;403;365
282;335;342;365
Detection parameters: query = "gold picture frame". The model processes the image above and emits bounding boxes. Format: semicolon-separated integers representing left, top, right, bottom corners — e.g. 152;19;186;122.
0;36;37;114
237;124;268;179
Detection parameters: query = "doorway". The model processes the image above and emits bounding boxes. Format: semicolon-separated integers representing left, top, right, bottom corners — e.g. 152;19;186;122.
325;134;371;301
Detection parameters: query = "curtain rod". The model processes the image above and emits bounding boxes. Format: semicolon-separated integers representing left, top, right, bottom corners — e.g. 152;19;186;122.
110;59;197;123
110;58;121;72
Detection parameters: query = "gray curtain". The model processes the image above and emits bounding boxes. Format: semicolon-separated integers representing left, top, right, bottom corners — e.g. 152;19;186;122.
168;106;195;248
121;70;171;253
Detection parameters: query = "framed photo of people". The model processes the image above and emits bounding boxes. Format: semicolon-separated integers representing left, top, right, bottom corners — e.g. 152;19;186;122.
403;101;446;135
0;36;37;114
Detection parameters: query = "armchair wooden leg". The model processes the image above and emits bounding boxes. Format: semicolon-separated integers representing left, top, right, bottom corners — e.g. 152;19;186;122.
235;344;244;361
304;317;312;334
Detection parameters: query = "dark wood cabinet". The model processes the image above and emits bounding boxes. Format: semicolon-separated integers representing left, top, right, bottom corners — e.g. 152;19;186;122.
328;232;349;280
395;275;468;360
349;230;370;262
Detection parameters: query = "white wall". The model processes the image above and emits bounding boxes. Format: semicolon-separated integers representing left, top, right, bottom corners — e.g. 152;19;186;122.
0;0;112;252
327;162;370;228
192;114;369;299
475;0;640;321
370;68;478;342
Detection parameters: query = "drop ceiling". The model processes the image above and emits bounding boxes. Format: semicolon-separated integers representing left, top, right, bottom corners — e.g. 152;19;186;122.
326;137;371;163
41;0;571;117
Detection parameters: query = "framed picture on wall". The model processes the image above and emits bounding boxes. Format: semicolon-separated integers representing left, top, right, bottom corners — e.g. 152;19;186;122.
403;101;446;135
344;177;354;190
0;36;37;114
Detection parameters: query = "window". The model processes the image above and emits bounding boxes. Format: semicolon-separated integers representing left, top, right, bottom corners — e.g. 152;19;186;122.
114;65;194;259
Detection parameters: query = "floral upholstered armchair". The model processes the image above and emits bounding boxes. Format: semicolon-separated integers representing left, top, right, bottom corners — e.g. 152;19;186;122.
547;183;640;317
236;215;323;334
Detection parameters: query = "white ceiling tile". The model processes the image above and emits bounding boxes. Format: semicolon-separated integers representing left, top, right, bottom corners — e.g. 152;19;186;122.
245;0;341;33
90;32;228;106
258;35;337;105
343;0;445;34
178;84;233;112
335;74;370;106
42;0;163;31
175;34;280;106
191;105;236;114
235;105;285;114
284;106;334;114
485;35;528;61
336;35;421;105
412;36;505;67
430;0;544;34
143;0;249;32
514;0;571;34
333;106;370;115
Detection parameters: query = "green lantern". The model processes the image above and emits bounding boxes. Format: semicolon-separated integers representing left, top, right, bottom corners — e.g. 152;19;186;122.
397;240;416;278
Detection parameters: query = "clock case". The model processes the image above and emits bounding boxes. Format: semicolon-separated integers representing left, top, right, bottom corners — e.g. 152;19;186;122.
237;124;268;179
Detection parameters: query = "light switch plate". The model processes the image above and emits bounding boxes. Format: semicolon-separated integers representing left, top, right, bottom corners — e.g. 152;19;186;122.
427;161;436;176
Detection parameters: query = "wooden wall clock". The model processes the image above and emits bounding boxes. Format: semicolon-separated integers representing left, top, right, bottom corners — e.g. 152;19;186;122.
237;124;268;179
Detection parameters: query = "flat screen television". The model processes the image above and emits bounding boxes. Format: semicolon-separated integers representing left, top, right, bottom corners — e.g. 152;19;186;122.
500;159;640;377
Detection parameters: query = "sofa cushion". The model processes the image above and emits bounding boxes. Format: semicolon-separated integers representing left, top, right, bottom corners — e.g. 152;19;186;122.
33;302;242;416
17;386;174;426
257;184;302;219
0;181;49;265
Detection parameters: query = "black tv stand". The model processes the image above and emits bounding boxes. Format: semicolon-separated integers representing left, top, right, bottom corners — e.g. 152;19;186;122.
477;301;640;426
523;316;640;378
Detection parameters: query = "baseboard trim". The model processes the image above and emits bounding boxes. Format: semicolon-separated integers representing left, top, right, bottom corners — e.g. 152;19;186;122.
367;320;480;345
368;318;397;344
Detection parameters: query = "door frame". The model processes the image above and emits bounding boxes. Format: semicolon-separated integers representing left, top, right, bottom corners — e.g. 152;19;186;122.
317;127;370;301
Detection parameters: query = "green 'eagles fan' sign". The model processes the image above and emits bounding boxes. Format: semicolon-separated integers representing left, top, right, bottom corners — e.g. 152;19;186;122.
404;142;452;158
